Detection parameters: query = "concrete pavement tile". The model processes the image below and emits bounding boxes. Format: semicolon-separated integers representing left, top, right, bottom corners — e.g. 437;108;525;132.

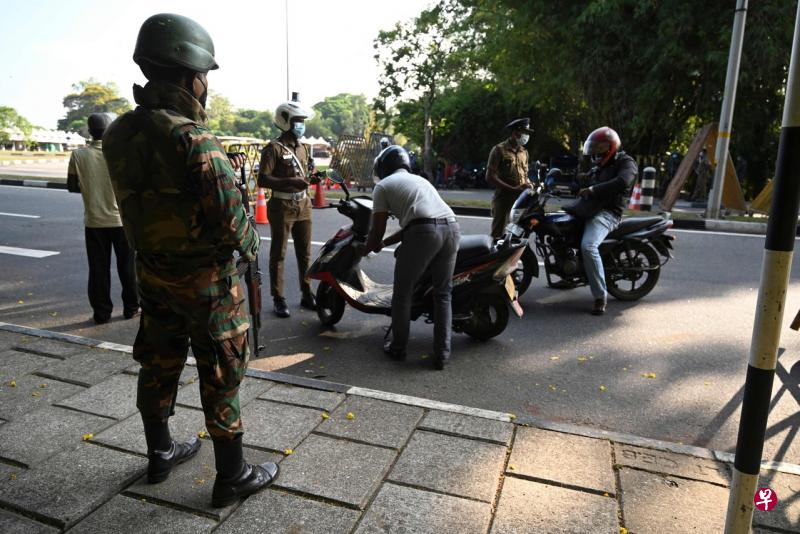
276;434;396;509
509;427;615;494
0;374;84;421
126;444;280;520
356;483;491;534
36;349;133;386
388;431;507;503
753;470;800;531
216;489;359;534
258;383;345;411
317;396;423;449
12;338;82;359
613;443;730;486
56;373;139;420
93;407;206;455
0;349;60;384
619;468;727;533
0;510;58;534
124;363;199;386
0;443;146;529
419;410;514;445
69;494;216;534
0;405;112;466
491;476;618;534
242;400;323;452
177;375;273;409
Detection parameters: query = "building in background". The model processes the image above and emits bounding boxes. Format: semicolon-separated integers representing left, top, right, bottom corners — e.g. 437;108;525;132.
1;128;86;151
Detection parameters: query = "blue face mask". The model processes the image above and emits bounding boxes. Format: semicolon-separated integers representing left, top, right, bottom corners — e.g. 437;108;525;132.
292;122;305;137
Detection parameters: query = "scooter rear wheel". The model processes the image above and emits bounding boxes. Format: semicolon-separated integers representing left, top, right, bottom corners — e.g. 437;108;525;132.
316;282;346;326
461;293;509;341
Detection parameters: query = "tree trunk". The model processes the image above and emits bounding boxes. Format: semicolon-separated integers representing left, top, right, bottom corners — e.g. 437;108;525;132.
423;98;434;182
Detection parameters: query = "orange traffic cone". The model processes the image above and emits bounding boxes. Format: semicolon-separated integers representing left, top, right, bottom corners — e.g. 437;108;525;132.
313;181;326;208
255;188;268;224
628;183;641;210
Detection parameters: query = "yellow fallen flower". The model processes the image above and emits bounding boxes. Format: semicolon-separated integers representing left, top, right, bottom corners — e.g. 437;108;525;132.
642;372;657;379
9;380;17;388
39;383;47;389
283;448;294;456
31;391;40;398
197;431;207;439
620;528;628;534
599;385;607;392
346;412;355;420
549;356;560;361
507;413;517;421
321;412;329;420
82;433;94;441
17;300;24;305
577;356;588;362
508;464;517;471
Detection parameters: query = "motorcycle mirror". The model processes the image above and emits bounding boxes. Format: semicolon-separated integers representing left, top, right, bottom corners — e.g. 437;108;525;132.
325;168;344;184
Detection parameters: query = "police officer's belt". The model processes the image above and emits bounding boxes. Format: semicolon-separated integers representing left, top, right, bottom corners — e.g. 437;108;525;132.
271;190;307;201
405;217;457;229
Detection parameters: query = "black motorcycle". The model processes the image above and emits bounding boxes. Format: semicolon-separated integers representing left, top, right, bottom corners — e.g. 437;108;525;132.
506;181;675;301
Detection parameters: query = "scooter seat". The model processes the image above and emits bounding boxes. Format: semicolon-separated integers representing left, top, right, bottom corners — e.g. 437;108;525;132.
456;234;494;264
608;216;664;239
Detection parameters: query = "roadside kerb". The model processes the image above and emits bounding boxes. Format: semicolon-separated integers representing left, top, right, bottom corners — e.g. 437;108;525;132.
3;320;799;479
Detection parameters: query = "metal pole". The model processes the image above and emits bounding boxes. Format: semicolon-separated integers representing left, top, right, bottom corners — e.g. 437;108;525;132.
285;0;290;100
707;0;748;220
724;2;800;531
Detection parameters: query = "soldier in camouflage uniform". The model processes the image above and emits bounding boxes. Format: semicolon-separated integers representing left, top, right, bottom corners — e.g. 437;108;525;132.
103;13;278;508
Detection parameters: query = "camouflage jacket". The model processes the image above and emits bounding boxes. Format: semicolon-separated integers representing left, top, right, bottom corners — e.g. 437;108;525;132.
103;81;258;278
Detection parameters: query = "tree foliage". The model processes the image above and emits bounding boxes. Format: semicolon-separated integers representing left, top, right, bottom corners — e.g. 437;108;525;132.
305;93;370;139
377;0;795;193
58;80;131;137
0;106;33;144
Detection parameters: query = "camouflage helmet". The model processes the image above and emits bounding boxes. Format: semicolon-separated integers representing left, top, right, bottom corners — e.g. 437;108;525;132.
133;13;219;72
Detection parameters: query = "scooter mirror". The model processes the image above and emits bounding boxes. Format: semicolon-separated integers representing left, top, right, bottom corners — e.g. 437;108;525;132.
325;169;344;184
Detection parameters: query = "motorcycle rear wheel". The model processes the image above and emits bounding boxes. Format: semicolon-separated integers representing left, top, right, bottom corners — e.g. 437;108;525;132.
606;241;660;301
316;282;346;326
461;293;509;341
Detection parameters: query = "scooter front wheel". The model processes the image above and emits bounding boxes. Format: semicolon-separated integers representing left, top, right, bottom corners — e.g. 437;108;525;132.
316;282;346;326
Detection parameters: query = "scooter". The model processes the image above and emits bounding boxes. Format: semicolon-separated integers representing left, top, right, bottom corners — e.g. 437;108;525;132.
307;171;526;340
506;179;675;300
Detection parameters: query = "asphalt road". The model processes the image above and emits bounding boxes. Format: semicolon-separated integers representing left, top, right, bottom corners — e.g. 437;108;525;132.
3;185;800;465
0;160;69;178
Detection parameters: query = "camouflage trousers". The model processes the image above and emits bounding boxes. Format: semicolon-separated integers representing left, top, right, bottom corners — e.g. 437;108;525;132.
133;258;251;441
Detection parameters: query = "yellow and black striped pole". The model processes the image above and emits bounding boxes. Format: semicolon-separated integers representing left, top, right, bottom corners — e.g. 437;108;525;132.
724;2;800;531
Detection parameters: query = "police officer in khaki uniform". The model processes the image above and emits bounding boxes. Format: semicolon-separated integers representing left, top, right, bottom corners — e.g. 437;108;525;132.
486;118;534;237
258;93;318;318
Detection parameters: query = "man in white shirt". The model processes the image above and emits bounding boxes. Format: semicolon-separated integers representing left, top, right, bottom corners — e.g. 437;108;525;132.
67;113;138;324
363;146;460;370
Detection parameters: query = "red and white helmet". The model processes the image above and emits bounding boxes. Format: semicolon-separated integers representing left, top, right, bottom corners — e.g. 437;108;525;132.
582;127;621;167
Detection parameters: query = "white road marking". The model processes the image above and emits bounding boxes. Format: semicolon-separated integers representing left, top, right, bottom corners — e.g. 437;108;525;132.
0;246;59;258
671;228;779;239
0;212;40;219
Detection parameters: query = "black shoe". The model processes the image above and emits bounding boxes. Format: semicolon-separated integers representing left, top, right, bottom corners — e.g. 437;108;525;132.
211;462;280;508
592;298;607;316
300;292;316;311
434;353;450;371
147;437;202;483
124;307;140;320
273;298;290;318
93;313;111;325
383;340;406;361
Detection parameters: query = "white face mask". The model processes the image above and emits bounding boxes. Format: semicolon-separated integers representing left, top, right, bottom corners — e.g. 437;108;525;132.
518;134;530;146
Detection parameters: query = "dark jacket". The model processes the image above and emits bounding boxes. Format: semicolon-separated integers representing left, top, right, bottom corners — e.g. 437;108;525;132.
589;152;638;218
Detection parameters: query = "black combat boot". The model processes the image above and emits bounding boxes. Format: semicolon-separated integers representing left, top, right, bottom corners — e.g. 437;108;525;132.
211;435;279;508
143;419;201;483
273;297;290;318
300;291;316;311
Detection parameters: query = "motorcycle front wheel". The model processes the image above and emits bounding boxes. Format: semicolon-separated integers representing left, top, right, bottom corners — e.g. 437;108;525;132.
605;241;661;301
461;293;509;341
316;281;346;326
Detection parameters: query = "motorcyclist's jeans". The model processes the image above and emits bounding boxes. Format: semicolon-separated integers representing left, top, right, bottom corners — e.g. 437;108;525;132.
391;221;460;359
580;210;620;300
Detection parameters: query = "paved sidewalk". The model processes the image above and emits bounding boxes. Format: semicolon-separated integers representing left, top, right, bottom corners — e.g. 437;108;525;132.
0;323;797;533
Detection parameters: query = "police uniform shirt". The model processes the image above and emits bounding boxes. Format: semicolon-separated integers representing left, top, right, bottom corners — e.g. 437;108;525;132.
487;139;529;195
258;132;313;190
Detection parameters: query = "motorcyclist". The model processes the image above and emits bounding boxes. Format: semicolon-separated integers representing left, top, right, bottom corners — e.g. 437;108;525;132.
576;127;637;315
362;146;460;370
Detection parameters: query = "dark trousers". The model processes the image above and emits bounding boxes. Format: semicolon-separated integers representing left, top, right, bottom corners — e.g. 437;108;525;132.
268;197;313;298
85;227;138;319
392;221;460;359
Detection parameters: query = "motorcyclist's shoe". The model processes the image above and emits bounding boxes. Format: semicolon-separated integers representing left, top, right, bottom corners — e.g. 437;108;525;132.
434;353;449;370
300;292;317;311
592;298;607;316
383;340;406;361
274;297;290;318
147;437;201;483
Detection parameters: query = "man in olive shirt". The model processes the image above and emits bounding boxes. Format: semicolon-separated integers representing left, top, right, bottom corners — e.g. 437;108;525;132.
67;113;138;324
258;93;317;318
486;118;534;237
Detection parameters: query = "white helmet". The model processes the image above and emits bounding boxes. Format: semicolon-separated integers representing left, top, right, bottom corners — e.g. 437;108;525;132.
274;92;315;132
